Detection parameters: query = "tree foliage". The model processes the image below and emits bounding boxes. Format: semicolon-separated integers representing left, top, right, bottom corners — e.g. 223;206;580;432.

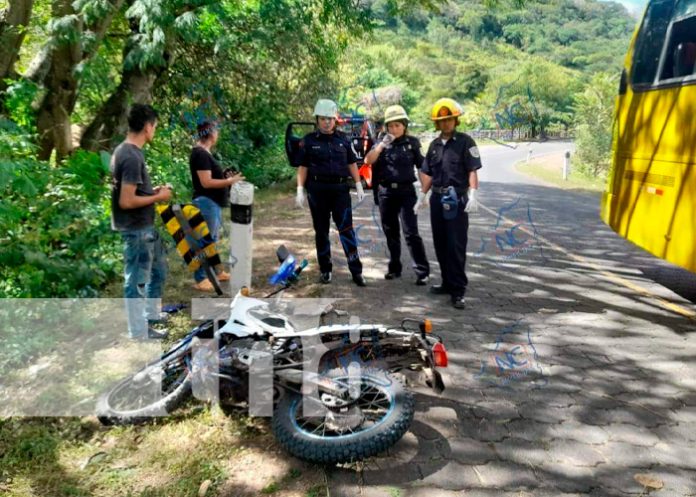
572;72;618;178
0;0;636;296
338;0;635;136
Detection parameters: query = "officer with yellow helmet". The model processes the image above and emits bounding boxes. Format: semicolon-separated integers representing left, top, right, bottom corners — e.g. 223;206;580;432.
364;104;430;284
418;98;481;309
295;99;367;286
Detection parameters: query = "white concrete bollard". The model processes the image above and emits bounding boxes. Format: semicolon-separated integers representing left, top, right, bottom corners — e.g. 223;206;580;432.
563;150;571;181
229;181;254;293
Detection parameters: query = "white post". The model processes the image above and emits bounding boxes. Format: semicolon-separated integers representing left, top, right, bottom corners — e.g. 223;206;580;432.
563;150;571;180
229;181;254;293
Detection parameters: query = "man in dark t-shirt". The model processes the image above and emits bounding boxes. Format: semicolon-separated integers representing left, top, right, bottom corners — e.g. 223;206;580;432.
110;104;172;339
111;143;156;230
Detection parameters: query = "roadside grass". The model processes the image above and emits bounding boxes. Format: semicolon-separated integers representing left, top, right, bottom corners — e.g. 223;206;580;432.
1;405;326;496
515;153;605;192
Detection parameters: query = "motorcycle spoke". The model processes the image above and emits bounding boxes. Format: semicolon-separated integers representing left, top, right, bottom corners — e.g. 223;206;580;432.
293;376;395;438
109;366;186;412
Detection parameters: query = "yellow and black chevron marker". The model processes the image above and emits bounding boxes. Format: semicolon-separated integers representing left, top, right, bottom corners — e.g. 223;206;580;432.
156;203;222;272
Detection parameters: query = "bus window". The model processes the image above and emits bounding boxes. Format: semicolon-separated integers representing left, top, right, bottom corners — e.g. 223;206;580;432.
660;18;696;80
631;0;675;87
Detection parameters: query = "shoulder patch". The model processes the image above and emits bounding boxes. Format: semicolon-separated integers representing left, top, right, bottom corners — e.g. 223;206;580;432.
469;146;481;159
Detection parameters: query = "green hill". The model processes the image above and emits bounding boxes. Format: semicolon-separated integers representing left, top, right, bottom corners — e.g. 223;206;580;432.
338;0;637;136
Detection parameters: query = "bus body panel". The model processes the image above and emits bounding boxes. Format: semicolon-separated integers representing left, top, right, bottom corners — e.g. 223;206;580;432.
601;0;696;273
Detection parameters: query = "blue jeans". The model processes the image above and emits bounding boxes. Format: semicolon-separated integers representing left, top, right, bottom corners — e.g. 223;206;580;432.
192;196;223;283
121;227;168;338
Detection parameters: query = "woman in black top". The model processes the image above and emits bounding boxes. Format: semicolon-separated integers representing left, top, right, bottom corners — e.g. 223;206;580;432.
364;105;430;285
190;121;244;291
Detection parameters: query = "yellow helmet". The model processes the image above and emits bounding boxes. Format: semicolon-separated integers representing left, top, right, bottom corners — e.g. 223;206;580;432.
430;98;463;121
383;105;409;124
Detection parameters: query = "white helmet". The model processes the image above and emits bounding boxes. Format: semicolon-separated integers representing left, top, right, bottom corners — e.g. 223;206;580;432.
313;99;338;118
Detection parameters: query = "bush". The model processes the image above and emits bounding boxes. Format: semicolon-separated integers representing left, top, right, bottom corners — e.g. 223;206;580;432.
0;142;120;298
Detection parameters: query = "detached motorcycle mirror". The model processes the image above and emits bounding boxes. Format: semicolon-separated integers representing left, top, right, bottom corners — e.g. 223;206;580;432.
269;245;308;288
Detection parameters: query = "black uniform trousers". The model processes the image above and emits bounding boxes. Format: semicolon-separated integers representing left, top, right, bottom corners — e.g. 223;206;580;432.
307;181;362;276
377;185;429;278
430;192;469;296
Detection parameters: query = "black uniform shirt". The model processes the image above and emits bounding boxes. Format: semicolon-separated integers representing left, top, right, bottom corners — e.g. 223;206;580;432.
421;132;482;189
372;135;424;185
298;130;357;178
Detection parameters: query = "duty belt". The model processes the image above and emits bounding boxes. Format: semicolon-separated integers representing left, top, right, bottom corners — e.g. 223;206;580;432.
433;186;466;195
379;181;415;190
309;175;351;184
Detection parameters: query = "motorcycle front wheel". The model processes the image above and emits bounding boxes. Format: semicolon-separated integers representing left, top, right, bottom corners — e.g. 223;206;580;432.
272;367;414;464
96;349;192;426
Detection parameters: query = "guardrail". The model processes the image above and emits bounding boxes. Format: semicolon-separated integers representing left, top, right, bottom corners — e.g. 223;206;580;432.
417;129;573;142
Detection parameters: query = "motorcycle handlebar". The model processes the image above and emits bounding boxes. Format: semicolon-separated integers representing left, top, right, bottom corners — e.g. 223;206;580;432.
292;259;308;279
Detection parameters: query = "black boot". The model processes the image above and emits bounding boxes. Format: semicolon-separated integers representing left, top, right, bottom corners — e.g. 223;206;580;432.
429;283;449;295
451;294;466;309
352;274;367;287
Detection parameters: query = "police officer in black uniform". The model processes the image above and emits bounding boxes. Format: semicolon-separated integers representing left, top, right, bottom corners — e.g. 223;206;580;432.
364;105;430;285
295;99;367;286
419;98;481;309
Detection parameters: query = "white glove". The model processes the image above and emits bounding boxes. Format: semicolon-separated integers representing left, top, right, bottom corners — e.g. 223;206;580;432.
295;186;306;209
464;188;479;213
414;191;426;214
355;182;365;203
380;133;395;149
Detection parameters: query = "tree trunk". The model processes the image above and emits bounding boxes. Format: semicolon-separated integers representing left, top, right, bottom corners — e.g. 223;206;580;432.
0;0;35;104
81;31;174;152
35;0;82;160
35;0;124;160
24;43;52;83
80;65;159;151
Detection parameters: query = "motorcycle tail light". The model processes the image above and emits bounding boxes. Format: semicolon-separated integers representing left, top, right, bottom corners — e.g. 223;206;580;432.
432;342;448;368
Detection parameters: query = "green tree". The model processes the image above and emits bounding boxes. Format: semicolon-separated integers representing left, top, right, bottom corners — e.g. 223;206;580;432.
573;72;618;178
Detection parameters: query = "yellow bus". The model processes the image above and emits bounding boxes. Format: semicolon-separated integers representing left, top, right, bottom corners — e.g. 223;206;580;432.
601;0;696;273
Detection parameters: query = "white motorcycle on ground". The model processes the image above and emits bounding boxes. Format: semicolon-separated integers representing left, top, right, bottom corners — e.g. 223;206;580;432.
96;246;448;464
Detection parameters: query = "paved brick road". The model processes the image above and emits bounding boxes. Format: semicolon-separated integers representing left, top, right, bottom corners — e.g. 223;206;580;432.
317;142;696;497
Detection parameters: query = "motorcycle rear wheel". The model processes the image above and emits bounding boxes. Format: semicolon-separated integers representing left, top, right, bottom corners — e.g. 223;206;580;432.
272;367;414;464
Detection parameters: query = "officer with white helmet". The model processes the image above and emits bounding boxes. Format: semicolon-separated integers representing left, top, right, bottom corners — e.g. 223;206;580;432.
418;98;481;309
295;99;367;286
364;104;430;285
